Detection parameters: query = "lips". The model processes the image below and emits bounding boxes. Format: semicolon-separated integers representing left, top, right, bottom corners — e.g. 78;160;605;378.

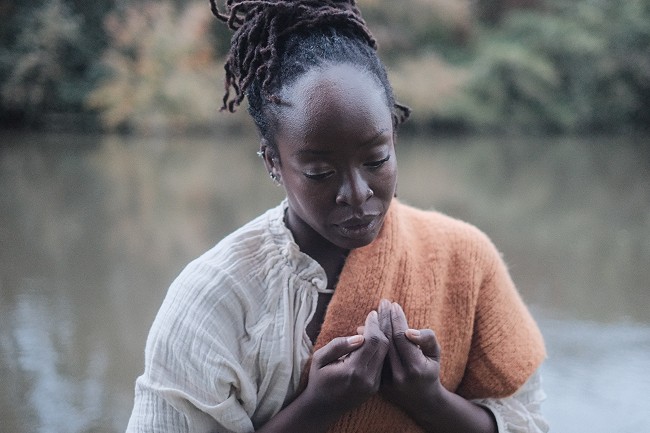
335;214;380;239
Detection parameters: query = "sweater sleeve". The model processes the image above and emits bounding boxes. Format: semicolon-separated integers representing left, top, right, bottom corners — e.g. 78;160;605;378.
455;234;546;399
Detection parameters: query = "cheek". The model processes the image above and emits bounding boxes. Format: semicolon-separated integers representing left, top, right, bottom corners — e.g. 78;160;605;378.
375;162;398;197
285;176;335;212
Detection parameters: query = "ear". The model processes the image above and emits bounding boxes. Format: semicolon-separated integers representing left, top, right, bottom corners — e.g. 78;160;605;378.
392;102;412;127
259;139;282;185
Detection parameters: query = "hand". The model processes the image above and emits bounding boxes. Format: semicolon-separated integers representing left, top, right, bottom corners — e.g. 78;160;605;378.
303;308;390;415
379;300;443;416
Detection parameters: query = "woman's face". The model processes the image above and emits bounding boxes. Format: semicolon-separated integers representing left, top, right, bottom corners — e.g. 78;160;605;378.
267;63;397;253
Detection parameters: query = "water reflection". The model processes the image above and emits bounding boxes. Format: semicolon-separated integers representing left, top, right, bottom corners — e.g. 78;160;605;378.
539;313;650;432
4;279;106;433
0;132;648;432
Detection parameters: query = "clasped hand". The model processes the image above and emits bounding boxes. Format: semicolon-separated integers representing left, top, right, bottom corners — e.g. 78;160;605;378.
305;299;442;418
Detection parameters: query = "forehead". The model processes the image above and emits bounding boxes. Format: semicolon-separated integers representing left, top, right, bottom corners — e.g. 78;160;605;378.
275;63;392;147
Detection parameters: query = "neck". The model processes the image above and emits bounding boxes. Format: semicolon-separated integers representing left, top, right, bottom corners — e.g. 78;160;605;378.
284;208;349;288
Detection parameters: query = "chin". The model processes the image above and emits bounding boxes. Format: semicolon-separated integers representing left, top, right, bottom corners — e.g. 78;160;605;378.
334;238;370;251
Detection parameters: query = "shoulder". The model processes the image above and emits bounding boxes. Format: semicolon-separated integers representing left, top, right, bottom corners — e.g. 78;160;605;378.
144;204;291;364
394;201;490;240
392;200;502;274
165;205;284;314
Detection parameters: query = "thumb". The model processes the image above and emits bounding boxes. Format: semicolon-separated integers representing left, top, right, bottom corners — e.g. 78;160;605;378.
312;335;365;368
405;329;441;361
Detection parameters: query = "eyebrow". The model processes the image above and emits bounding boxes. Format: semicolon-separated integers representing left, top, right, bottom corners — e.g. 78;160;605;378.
294;128;390;156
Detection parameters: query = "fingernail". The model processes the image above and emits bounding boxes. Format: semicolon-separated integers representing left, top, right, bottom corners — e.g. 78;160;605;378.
406;329;420;337
348;335;364;345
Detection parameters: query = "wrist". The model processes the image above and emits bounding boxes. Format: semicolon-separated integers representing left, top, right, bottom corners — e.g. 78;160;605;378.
399;382;496;433
256;388;342;433
402;380;447;427
299;385;348;424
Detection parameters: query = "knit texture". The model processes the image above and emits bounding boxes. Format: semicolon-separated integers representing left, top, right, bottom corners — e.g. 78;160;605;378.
306;200;546;432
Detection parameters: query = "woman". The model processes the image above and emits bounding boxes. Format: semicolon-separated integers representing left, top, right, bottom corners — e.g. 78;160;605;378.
126;1;548;432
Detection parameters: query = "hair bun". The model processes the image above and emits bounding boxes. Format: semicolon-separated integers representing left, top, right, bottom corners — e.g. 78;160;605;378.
210;0;365;33
212;0;377;112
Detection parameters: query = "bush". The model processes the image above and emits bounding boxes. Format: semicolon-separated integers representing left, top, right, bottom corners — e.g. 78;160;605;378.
87;2;237;134
2;0;647;134
0;0;82;123
388;54;469;128
449;0;650;133
359;0;474;62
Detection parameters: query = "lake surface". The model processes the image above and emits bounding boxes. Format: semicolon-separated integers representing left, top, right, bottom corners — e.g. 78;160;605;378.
1;131;649;432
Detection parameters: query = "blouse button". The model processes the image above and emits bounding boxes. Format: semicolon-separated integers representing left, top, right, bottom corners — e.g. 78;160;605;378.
311;278;325;290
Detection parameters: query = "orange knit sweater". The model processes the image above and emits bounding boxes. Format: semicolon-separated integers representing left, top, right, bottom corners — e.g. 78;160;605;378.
308;200;546;432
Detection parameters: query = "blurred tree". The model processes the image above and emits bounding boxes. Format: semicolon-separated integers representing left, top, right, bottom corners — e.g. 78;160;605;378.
474;0;544;25
450;0;650;133
1;0;647;134
87;1;227;134
358;0;474;62
0;1;19;48
0;0;116;128
449;40;571;132
0;0;82;124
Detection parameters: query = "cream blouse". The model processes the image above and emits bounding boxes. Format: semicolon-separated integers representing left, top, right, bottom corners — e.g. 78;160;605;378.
126;202;548;433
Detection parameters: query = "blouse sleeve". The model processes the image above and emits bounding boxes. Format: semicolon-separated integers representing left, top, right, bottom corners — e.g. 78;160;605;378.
125;265;258;433
472;369;549;433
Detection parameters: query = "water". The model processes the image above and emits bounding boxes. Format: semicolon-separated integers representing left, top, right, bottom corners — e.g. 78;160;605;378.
1;131;649;432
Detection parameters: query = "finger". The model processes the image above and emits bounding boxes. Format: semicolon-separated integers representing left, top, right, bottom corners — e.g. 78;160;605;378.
383;302;402;373
312;334;365;368
406;329;441;361
390;302;409;334
390;303;420;360
356;325;365;335
378;299;398;376
357;310;389;371
378;298;392;340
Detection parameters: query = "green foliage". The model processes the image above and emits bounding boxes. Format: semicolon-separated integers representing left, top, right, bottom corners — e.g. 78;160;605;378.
450;40;572;132
358;0;474;62
0;0;117;127
389;54;469;127
451;0;650;133
1;0;648;134
87;2;232;134
0;0;82;120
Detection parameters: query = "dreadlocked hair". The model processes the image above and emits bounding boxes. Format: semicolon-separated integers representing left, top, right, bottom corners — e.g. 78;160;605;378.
210;0;411;147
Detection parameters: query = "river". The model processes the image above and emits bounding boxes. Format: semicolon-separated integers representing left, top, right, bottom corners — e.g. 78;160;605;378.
1;131;649;432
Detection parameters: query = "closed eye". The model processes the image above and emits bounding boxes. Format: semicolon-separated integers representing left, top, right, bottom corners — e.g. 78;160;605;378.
365;155;390;168
304;171;335;181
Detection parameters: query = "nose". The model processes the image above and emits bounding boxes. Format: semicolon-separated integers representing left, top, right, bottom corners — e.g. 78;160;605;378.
335;170;373;207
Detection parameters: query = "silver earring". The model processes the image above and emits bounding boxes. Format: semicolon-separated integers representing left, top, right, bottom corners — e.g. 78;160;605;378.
256;150;264;158
269;172;281;186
